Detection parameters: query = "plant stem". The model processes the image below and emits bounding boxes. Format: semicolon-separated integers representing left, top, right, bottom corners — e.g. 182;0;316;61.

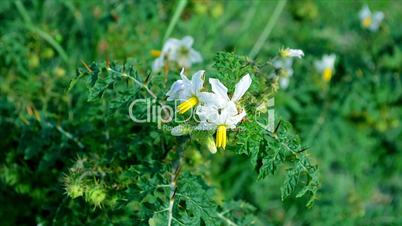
248;0;287;59
217;212;238;226
167;139;185;226
163;0;188;42
107;68;157;99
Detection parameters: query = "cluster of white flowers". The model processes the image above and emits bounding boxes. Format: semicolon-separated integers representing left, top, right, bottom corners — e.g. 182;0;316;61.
167;70;252;151
359;5;384;32
157;4;382;149
152;36;202;73
274;48;304;89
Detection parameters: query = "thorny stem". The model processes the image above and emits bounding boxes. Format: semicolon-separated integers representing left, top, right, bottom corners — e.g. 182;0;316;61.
267;128;312;174
107;67;158;99
248;0;287;59
53;124;84;149
217;212;238;226
167;139;185;226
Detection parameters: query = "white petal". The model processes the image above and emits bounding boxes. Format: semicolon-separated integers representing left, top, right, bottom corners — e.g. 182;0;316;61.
166;80;184;101
227;111;246;128
196;106;221;126
373;12;384;22
370;12;384;31
324;54;336;69
314;60;324;72
194;122;216;131
289;49;304;58
284;58;293;68
152;57;164;72
180;68;191;83
222;101;238;117
198;92;225;107
280;77;289;89
359;5;371;20
209;78;230;101
162;38;180;51
177;57;191;68
189;49;203;63
196;105;212;121
181;36;194;47
287;68;294;77
232;74;252;102
191;70;205;93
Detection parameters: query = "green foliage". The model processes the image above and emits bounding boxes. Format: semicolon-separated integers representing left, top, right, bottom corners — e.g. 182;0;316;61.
236;119;319;207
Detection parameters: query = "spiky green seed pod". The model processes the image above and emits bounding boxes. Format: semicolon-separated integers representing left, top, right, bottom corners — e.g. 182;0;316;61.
85;185;106;208
66;183;84;199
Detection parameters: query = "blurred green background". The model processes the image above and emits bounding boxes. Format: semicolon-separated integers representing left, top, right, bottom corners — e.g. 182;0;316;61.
1;0;401;225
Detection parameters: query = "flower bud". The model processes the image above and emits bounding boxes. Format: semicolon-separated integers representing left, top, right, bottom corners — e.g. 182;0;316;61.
171;125;191;136
204;135;217;154
279;48;304;58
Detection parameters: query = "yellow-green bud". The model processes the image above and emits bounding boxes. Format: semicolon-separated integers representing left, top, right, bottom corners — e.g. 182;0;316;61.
204;135;217;154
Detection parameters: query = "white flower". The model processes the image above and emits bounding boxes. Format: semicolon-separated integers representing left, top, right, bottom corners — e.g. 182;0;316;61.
280;48;304;58
273;58;294;89
152;36;202;72
195;74;252;149
202;74;252;109
166;69;211;114
359;5;384;32
196;102;246;149
314;54;336;82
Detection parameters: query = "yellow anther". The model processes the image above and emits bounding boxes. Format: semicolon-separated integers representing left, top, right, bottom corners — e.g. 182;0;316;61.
279;49;290;58
150;49;161;57
216;125;227;149
362;16;372;28
322;67;333;82
177;97;198;114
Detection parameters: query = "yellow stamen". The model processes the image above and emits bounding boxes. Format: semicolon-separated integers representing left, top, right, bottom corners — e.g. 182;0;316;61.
279;49;289;58
177;97;198;114
362;16;372;28
322;67;333;82
216;125;227;149
150;49;161;57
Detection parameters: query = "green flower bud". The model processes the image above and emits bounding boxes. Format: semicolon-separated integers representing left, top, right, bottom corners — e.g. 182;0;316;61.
203;135;217;154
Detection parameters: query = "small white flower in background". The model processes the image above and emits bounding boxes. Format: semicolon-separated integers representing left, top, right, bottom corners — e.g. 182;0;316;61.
314;54;336;82
195;74;252;150
279;48;304;59
152;36;202;73
166;69;211;114
273;58;294;89
359;5;384;32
